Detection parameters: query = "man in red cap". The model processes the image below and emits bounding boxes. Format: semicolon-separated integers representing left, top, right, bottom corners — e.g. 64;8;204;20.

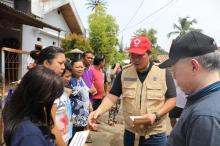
88;36;176;146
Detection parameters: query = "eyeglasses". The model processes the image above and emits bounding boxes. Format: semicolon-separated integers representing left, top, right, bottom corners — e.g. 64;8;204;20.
130;54;146;59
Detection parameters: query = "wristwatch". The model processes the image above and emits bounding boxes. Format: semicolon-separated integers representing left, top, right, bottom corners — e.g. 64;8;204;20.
153;112;161;122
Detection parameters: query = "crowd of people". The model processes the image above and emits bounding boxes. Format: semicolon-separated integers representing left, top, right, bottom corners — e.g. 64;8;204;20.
2;31;220;146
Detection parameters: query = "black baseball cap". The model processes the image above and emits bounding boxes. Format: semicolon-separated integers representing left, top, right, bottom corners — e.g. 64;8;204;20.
159;31;218;68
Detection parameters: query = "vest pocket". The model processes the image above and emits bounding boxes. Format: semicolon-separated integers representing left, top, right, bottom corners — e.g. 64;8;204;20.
123;97;135;113
122;82;136;98
147;89;163;100
146;83;164;100
146;87;164;112
122;94;135;128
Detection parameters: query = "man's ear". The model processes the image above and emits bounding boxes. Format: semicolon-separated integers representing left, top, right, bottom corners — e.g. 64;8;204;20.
191;59;200;71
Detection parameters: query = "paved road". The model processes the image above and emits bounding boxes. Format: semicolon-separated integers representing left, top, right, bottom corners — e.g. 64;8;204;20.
87;106;172;146
87;107;125;146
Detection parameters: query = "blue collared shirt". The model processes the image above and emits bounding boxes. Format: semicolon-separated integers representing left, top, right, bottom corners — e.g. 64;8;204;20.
167;81;220;146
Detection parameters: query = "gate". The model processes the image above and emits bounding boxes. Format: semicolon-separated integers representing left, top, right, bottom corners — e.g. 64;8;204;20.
0;47;30;144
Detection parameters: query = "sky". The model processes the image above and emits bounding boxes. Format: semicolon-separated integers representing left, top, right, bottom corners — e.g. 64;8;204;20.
73;0;220;51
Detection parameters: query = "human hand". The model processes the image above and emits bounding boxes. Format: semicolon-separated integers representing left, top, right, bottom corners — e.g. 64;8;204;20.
88;110;101;130
89;87;97;95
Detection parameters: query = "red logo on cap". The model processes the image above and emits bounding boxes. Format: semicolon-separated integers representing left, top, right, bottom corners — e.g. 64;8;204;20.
133;38;141;47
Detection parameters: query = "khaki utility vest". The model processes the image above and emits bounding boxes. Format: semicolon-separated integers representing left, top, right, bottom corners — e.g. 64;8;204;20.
121;64;167;137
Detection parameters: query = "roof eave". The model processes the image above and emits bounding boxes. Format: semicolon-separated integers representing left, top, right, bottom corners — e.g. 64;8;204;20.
60;2;85;36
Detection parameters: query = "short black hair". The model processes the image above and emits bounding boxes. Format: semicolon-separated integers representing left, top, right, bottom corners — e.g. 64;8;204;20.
71;58;83;66
111;64;122;69
65;60;72;71
62;60;72;76
93;55;105;65
82;50;94;58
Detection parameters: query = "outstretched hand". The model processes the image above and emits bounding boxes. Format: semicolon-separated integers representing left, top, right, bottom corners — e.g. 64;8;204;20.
88;110;101;130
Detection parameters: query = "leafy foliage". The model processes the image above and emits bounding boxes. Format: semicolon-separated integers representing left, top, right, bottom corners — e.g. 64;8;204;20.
88;6;122;63
167;16;202;38
61;33;91;57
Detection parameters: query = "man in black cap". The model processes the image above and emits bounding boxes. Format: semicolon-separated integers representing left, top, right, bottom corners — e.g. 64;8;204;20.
159;31;220;146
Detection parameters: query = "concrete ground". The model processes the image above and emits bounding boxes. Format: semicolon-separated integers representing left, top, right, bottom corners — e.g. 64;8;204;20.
87;107;124;146
87;107;172;146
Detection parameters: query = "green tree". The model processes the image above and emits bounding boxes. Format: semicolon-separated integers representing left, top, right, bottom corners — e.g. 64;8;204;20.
110;48;125;64
167;16;202;38
134;28;167;60
61;33;91;57
88;6;120;63
86;0;107;12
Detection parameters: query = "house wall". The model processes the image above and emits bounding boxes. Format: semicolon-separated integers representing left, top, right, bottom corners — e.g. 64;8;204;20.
21;8;72;76
21;24;61;76
22;25;60;52
22;7;72;52
42;8;71;36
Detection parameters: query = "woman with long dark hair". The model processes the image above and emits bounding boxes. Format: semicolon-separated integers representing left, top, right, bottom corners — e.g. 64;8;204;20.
3;66;64;146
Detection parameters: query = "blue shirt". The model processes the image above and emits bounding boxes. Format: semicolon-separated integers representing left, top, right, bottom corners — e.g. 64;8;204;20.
67;77;90;127
11;120;55;146
167;81;220;146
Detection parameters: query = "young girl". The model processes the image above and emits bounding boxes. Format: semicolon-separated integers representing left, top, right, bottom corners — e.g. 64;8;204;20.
52;61;73;144
67;59;90;138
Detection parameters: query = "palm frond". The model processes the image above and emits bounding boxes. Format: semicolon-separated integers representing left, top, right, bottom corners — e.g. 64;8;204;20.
86;0;107;12
173;24;181;31
167;31;180;38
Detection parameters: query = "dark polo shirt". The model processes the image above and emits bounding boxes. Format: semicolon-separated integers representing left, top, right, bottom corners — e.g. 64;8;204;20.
167;81;220;146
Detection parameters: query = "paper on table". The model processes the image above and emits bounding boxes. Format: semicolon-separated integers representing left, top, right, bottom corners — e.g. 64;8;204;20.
69;130;89;146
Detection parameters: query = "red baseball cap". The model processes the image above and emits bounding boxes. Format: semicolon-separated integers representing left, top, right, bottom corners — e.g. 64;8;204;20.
128;36;152;55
